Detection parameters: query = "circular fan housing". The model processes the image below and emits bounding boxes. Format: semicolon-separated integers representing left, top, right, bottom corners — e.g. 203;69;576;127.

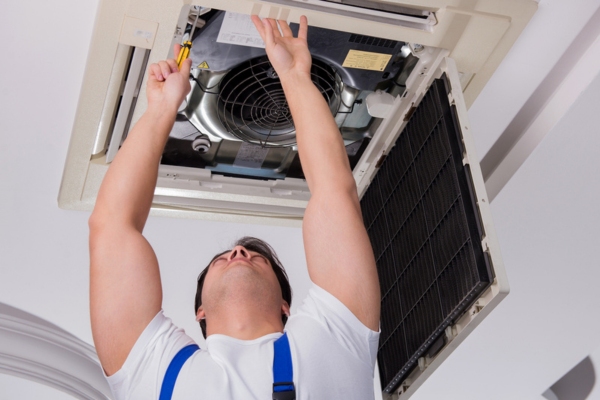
217;56;341;147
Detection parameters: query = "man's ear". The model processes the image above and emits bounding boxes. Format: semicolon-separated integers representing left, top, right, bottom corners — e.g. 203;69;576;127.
281;301;290;318
196;307;205;321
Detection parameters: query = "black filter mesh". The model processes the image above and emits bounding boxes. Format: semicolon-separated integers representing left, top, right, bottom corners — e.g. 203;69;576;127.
361;75;493;393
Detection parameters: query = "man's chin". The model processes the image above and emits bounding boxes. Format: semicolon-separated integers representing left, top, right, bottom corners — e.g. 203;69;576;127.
224;262;256;275
221;265;264;286
218;267;275;299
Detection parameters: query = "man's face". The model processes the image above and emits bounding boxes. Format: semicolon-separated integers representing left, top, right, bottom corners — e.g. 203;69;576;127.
197;245;289;321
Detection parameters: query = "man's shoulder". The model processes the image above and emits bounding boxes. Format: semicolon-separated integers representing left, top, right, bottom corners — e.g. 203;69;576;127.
105;310;197;396
286;283;379;367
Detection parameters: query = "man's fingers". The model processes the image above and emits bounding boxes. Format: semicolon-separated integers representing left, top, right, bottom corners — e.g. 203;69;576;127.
149;63;164;81
251;15;266;40
166;59;179;73
278;19;293;37
298;15;308;41
173;43;182;59
148;53;190;90
261;17;275;47
158;61;172;79
267;18;281;38
180;57;192;77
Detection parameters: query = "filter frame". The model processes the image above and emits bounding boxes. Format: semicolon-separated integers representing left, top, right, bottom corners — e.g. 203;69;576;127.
362;74;494;394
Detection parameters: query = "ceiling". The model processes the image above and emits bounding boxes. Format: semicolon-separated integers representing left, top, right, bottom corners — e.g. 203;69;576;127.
1;0;600;398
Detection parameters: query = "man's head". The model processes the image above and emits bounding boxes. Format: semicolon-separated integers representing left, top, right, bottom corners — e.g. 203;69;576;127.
194;237;292;338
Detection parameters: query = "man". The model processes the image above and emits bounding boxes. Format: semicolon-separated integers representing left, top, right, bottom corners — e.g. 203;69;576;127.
89;15;381;399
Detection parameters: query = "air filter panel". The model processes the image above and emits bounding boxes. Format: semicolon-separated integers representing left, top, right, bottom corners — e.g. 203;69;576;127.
361;74;494;394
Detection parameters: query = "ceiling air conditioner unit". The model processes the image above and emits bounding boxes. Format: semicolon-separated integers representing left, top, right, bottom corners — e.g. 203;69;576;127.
59;0;536;398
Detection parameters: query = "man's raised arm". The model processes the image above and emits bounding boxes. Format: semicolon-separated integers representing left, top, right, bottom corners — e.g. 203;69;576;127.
88;48;192;375
252;17;380;331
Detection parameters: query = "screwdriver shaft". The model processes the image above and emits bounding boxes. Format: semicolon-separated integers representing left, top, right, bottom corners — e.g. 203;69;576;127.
177;9;201;68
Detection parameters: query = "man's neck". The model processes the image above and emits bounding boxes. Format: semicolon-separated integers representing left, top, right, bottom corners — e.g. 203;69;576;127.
205;304;283;340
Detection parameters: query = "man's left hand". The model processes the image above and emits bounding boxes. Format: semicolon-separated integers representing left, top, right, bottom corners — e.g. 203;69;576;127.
147;44;192;112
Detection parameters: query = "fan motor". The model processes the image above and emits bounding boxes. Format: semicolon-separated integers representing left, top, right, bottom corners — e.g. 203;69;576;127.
217;56;341;147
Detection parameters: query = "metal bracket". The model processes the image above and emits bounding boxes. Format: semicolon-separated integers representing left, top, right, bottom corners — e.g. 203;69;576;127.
448;91;456;105
471;301;485;316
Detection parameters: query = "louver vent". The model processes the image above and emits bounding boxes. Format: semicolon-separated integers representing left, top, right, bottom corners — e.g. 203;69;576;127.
349;34;398;49
361;75;493;393
217;56;341;147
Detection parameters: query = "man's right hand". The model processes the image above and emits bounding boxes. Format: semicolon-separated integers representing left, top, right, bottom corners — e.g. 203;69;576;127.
146;44;192;112
251;16;312;81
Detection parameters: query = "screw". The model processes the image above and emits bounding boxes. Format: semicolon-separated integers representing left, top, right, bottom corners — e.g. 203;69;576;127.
412;43;425;53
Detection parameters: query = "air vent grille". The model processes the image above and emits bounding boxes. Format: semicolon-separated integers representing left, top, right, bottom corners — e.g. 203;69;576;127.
349;34;398;48
217;56;340;147
361;76;492;393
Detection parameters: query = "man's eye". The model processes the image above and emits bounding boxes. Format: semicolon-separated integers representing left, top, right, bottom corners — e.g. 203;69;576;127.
213;258;227;266
252;255;268;264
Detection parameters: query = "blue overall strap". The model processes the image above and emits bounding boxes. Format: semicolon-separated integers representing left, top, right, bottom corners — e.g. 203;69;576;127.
272;332;295;400
159;344;199;400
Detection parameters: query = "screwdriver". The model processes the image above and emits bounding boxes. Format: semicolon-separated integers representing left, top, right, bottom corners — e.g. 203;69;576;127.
177;9;201;69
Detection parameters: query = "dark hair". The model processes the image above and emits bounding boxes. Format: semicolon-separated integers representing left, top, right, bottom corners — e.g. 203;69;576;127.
194;237;292;338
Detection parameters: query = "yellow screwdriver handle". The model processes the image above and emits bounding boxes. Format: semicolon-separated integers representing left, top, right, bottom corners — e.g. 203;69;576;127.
177;41;192;68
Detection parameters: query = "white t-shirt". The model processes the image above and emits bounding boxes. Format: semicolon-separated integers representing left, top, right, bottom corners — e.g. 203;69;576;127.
106;283;380;399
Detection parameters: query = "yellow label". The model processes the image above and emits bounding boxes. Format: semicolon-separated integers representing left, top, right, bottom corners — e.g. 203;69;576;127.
198;61;210;69
342;50;392;72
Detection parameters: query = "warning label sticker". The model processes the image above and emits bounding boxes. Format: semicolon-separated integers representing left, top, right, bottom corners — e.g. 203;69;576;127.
197;61;209;69
233;142;269;169
342;50;392;71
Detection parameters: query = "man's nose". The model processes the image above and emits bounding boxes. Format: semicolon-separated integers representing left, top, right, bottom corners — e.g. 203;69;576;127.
228;246;251;261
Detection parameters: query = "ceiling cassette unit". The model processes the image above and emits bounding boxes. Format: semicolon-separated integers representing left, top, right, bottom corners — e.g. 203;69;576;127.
59;0;535;397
